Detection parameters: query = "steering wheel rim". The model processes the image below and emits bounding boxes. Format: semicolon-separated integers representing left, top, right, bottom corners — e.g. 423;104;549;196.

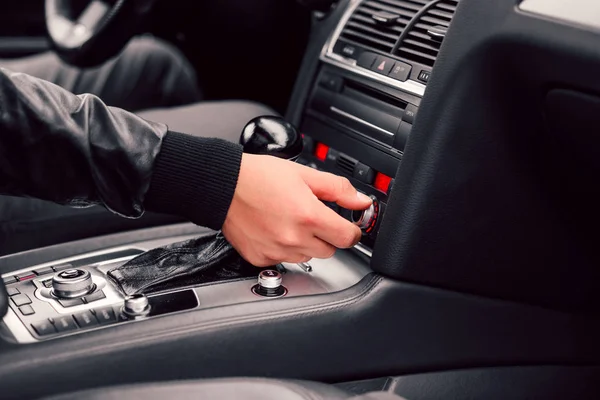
45;0;156;68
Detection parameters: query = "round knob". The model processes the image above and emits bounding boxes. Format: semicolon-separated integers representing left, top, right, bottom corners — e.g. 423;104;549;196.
351;195;379;233
52;269;94;299
252;270;286;298
240;116;303;160
123;294;150;317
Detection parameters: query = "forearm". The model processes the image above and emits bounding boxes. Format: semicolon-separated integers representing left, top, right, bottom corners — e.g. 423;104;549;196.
0;68;242;229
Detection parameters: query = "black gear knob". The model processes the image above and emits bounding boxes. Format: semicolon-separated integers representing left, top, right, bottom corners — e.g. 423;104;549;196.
240;116;303;160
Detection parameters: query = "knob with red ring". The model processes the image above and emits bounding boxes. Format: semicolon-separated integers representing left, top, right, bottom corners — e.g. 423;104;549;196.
351;195;379;234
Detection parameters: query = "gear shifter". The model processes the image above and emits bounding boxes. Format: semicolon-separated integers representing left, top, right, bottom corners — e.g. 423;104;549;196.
108;116;303;295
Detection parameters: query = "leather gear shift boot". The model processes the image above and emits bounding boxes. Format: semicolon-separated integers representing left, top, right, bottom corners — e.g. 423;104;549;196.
107;232;259;295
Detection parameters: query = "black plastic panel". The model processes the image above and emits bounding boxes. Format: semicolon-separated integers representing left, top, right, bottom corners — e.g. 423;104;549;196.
372;0;600;312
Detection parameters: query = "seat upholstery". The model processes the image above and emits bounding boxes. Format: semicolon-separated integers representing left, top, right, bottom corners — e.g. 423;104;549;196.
42;378;407;400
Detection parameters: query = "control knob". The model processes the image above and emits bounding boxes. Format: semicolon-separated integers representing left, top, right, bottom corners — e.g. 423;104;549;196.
351;195;379;233
52;269;94;299
122;294;151;317
252;270;287;298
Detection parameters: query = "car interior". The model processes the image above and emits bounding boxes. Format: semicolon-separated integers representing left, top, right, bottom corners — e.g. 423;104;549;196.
1;0;600;398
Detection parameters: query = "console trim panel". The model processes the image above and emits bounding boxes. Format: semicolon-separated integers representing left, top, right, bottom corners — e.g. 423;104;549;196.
319;0;426;98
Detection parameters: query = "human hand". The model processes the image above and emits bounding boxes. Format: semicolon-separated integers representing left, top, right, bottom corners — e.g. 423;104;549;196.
222;154;373;266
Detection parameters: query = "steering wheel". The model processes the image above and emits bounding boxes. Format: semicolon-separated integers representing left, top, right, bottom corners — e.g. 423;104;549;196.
45;0;157;68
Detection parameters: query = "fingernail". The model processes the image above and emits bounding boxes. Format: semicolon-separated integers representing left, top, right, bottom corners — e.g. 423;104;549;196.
357;192;372;203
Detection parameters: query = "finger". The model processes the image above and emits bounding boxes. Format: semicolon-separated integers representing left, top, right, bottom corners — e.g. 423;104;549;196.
311;201;363;248
282;254;312;264
298;167;372;210
302;237;336;259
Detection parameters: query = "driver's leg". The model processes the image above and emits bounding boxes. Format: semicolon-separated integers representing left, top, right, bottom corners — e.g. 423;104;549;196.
0;36;202;111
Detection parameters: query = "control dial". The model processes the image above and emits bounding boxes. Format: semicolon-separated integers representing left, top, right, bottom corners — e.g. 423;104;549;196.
252;270;287;298
52;269;95;299
123;294;151;317
351;195;380;234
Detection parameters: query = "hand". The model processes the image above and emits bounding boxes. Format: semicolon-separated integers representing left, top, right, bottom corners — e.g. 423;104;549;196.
222;154;373;266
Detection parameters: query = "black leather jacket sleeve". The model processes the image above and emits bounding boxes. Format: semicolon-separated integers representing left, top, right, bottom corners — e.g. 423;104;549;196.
0;68;243;230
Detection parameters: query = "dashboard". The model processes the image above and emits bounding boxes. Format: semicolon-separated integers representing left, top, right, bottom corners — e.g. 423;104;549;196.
295;0;458;251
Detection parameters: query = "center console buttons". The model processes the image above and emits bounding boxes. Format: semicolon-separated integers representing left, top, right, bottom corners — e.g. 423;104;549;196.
31;320;57;336
54;316;78;333
73;310;99;328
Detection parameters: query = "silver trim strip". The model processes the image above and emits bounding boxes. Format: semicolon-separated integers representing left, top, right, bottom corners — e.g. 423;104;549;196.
354;243;373;258
330;106;395;136
520;0;600;31
319;0;426;98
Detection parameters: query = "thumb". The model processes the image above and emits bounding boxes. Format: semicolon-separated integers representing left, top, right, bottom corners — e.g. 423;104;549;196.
298;166;373;210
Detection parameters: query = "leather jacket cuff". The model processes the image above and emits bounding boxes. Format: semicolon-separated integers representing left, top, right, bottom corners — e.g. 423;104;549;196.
144;131;243;230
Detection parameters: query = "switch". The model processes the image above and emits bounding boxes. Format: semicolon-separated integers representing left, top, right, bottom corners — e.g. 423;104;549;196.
314;142;329;162
403;104;418;124
73;310;99;328
357;52;377;69
334;41;360;59
54;316;78;333
6;287;20;296
15;272;36;281
418;70;430;83
58;297;85;308
52;263;73;272
319;74;343;92
353;162;375;185
94;307;117;325
19;305;35;316
3;276;17;284
83;290;106;303
371;56;394;75
32;266;54;276
374;172;393;194
31;320;57;336
11;294;32;307
388;62;412;81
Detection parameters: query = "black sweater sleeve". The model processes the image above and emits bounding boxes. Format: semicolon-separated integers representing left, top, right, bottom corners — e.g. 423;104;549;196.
144;131;243;230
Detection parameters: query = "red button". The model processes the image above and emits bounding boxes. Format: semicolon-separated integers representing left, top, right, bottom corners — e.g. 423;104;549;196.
374;172;392;193
314;142;329;162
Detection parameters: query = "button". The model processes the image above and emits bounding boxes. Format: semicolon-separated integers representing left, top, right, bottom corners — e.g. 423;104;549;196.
52;263;73;272
31;320;57;336
19;305;35;316
73;310;99;328
393;122;412;150
374;172;393;194
353;163;375;185
319;74;343;92
302;135;314;154
403;104;418;124
6;287;20;296
418;70;430;83
53;316;78;333
58;297;85;308
314;142;329;162
15;272;37;281
324;148;339;169
32;266;54;276
357;52;377;69
371;57;394;75
388;62;412;81
11;294;32;307
3;276;17;284
94;307;117;325
42;279;53;288
334;41;360;59
83;290;106;303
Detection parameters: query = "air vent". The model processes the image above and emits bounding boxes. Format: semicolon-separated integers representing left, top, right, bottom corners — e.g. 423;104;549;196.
339;0;429;54
395;0;459;67
336;154;357;176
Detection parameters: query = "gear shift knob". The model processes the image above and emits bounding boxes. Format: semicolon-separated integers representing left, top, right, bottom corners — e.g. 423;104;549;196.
240;116;303;160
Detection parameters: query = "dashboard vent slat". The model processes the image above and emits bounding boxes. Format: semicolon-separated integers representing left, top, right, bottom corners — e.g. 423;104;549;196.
394;0;460;68
338;0;428;55
336;154;357;176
